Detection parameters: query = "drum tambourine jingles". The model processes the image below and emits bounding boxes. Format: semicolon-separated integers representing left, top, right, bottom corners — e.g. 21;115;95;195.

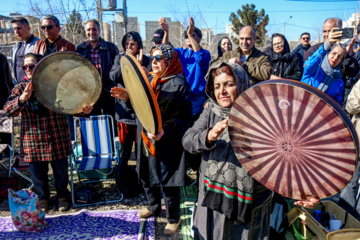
228;79;358;200
32;52;102;114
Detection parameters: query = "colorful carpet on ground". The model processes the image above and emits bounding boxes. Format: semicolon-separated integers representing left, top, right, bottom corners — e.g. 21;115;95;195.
0;209;155;240
180;185;198;240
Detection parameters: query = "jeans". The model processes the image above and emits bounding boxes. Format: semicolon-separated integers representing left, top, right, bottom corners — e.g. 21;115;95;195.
28;157;69;200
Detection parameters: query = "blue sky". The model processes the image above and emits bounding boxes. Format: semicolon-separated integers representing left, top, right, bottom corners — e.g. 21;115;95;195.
0;0;358;41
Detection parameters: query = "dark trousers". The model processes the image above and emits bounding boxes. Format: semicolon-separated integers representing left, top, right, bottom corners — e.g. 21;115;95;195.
28;157;69;200
142;183;180;223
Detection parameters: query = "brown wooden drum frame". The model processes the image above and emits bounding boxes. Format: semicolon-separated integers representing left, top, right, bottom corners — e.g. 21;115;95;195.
120;54;162;135
228;79;359;200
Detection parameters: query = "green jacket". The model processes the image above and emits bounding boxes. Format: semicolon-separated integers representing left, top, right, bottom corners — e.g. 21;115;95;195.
214;47;271;85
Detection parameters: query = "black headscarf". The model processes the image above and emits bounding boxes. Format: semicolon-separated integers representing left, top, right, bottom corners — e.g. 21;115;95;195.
269;34;296;77
121;31;143;54
217;37;232;58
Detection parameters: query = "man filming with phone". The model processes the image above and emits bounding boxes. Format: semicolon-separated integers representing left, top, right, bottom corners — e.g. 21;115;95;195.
305;18;359;108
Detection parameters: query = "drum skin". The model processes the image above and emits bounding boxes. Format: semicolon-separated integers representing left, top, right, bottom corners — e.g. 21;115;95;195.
120;54;162;135
32;52;102;114
228;79;359;200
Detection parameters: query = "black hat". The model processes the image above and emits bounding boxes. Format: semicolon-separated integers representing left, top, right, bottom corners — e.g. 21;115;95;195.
151;29;164;43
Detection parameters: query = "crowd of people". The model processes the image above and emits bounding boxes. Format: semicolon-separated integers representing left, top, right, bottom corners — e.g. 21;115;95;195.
1;13;360;239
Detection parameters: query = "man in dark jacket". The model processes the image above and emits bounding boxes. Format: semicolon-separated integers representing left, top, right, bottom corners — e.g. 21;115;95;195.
11;17;39;83
292;32;311;67
304;18;342;61
76;19;119;117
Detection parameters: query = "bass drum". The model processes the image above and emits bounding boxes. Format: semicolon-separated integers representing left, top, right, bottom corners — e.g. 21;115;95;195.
228;79;358;200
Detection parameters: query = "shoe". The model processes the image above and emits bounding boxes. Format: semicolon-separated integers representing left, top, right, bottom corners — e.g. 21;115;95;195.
39;200;49;213
164;220;181;235
58;198;69;212
137;208;153;218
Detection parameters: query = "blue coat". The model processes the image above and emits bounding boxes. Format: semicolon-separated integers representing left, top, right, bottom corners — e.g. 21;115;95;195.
301;44;344;104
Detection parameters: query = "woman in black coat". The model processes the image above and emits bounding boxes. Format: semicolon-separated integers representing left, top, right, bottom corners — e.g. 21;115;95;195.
269;33;303;80
111;44;192;235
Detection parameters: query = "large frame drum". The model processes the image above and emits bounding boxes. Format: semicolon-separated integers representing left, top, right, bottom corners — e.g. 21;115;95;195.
32;52;102;114
120;54;162;135
228;80;358;200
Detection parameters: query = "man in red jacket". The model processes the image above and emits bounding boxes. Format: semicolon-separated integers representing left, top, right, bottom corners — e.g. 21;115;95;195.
33;15;75;56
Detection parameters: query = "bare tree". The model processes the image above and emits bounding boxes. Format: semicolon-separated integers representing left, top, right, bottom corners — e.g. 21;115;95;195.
28;0;96;45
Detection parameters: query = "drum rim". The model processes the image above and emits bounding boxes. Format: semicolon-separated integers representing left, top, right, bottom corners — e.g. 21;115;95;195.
121;54;162;134
32;51;102;114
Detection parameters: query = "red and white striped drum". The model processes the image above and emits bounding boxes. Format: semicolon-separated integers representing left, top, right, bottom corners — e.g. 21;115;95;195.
228;80;359;200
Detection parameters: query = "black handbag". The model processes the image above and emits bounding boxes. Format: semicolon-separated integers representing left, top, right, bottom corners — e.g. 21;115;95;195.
74;186;99;204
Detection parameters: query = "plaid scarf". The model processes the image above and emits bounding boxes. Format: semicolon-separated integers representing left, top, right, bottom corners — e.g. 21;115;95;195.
142;44;183;157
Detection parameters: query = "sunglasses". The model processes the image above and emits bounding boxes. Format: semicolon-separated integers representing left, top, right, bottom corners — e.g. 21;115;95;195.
184;33;197;39
41;25;56;31
150;55;165;62
22;64;36;71
302;37;310;40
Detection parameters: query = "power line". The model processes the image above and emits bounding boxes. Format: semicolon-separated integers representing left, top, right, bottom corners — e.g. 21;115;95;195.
126;8;356;14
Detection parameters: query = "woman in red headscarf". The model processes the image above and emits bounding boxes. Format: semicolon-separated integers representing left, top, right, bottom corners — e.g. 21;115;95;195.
111;43;192;235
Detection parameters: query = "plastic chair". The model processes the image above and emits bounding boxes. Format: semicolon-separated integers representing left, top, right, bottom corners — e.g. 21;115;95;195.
0;110;33;188
70;115;123;207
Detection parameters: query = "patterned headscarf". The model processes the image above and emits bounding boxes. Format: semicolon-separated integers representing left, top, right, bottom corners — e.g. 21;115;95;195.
149;44;183;97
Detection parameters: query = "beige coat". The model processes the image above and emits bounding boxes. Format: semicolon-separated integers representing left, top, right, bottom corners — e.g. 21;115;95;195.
346;80;360;138
214;47;271;85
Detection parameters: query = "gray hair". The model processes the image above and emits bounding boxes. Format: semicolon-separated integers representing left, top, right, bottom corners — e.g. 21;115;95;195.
84;19;101;30
331;43;346;54
324;17;342;29
240;25;257;39
42;15;60;26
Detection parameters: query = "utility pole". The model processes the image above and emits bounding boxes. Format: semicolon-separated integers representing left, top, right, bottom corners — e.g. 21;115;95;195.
97;0;103;37
123;0;127;34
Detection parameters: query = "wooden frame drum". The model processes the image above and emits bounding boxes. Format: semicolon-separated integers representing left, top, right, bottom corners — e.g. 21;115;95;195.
32;52;102;114
120;54;162;134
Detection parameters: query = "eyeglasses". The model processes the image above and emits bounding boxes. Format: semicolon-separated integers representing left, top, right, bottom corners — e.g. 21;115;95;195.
41;25;56;31
302;37;310;40
150;55;165;62
273;41;284;47
184;34;197;39
21;64;36;71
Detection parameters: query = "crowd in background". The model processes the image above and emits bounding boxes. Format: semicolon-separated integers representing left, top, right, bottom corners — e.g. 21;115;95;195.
1;13;360;239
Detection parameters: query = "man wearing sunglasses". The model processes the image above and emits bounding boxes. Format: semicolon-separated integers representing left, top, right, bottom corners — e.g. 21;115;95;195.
159;17;210;121
76;19;119;117
11;17;39;84
292;32;311;67
33;15;75;56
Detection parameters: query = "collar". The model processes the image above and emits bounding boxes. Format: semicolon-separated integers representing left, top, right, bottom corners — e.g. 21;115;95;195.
82;38;108;50
87;40;101;49
46;35;61;45
25;34;35;43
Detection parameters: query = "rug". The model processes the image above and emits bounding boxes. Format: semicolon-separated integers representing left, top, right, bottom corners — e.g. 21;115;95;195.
180;186;198;240
0;209;155;240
